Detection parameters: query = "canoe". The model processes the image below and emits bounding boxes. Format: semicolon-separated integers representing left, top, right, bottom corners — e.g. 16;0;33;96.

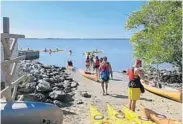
106;104;133;124
141;105;181;124
122;105;155;124
142;83;182;103
78;69;99;82
1;101;63;124
89;104;109;124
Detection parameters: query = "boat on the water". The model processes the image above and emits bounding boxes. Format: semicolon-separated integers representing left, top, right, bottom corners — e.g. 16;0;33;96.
142;83;182;103
78;69;99;82
1;101;63;124
141;104;181;124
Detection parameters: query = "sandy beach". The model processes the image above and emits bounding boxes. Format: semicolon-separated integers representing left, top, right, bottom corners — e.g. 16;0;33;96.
62;70;182;124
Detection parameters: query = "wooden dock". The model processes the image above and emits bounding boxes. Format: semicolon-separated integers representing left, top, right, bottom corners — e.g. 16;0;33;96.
18;50;39;60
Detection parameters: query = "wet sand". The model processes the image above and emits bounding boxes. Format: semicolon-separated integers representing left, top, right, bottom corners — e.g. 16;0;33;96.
62;70;182;124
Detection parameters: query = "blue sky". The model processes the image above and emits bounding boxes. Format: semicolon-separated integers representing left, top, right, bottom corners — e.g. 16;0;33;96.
1;1;144;38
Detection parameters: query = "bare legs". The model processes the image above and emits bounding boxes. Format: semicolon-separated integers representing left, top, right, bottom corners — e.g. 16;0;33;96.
129;100;136;112
101;82;108;95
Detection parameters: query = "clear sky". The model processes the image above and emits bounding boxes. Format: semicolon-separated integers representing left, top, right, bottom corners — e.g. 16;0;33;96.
1;1;144;38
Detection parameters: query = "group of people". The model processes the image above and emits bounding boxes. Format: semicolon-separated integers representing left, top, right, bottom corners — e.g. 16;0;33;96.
85;54;113;95
69;50;146;112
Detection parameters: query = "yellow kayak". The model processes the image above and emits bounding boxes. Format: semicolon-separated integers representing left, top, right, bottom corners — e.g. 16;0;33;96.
106;104;134;124
142;83;182;103
141;104;181;124
122;105;155;124
89;104;109;124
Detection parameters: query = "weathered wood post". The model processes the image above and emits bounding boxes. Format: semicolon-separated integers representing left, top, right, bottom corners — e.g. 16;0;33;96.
1;17;25;101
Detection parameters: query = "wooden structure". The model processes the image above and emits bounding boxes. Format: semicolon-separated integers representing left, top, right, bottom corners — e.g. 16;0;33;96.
1;17;26;101
19;50;39;60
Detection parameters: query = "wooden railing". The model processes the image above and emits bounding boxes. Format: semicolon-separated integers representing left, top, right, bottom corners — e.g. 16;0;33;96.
0;17;26;101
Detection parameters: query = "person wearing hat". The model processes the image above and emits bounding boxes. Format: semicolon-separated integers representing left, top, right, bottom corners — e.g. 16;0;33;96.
127;59;145;112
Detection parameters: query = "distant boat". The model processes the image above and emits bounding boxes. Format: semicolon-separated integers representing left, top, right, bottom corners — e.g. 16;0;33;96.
84;49;103;56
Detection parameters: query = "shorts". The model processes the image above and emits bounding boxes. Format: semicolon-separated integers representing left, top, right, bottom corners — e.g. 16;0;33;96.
101;77;110;83
128;88;140;100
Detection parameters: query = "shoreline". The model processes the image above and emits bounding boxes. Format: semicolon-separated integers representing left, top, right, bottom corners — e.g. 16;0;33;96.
62;70;182;124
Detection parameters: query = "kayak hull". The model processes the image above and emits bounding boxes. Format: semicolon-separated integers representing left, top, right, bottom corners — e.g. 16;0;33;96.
78;69;99;82
122;105;154;124
142;83;182;103
1;101;63;124
142;105;181;124
107;104;132;124
89;104;107;124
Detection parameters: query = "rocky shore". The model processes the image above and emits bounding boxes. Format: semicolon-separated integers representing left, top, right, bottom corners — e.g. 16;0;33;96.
144;67;182;89
16;60;79;107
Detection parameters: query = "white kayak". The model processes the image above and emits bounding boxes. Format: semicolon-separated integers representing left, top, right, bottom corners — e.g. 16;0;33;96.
1;101;63;124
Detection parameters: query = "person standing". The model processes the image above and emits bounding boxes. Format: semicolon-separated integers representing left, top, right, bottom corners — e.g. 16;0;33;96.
127;59;145;112
99;56;110;95
94;56;100;78
85;56;90;72
69;50;72;56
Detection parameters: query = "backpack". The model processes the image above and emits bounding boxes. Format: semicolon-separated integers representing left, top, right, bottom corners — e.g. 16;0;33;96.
100;65;110;81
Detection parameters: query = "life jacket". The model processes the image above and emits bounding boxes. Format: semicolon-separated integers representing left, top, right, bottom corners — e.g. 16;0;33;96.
94;59;100;66
128;68;135;80
100;63;110;72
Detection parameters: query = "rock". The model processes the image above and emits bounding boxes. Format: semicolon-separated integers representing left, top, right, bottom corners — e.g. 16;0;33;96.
54;83;64;88
26;82;37;92
49;90;66;101
23;93;46;102
18;88;32;93
76;99;83;104
71;81;78;88
52;87;60;91
36;80;51;92
53;100;65;107
80;91;91;98
45;99;53;103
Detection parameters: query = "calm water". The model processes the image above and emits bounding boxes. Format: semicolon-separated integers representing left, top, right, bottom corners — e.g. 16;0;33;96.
18;39;134;71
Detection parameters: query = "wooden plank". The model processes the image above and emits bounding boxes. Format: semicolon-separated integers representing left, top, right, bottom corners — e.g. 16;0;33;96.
3;17;9;33
17;95;24;101
11;85;18;100
1;39;11;59
1;55;25;67
10;38;17;53
0;75;26;98
1;33;25;39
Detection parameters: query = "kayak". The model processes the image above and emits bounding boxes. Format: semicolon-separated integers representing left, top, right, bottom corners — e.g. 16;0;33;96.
141;104;181;124
78;69;99;82
40;49;64;52
106;104;133;124
142;83;182;103
122;105;155;124
89;104;109;124
1;101;63;124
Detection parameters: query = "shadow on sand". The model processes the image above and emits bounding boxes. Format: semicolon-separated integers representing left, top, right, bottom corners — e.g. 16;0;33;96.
109;94;128;99
110;78;123;81
62;110;77;115
140;97;153;102
109;94;153;102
